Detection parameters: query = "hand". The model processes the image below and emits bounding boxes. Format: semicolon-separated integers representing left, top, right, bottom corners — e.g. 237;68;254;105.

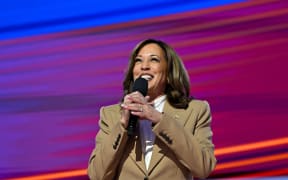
120;91;162;127
120;93;133;128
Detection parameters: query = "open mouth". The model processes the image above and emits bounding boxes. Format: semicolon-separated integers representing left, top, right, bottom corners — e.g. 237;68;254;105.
141;74;153;81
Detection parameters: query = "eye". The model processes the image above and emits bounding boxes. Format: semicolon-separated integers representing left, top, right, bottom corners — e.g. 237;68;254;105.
151;58;160;62
134;58;142;63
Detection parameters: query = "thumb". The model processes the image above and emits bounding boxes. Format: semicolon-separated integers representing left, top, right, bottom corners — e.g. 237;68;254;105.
145;95;150;102
145;96;154;106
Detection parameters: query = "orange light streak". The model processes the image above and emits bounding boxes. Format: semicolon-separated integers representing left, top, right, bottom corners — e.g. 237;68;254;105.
215;137;288;156
7;137;288;180
215;153;288;171
237;168;288;178
8;169;87;180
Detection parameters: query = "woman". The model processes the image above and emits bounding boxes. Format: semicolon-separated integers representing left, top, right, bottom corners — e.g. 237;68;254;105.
88;39;216;180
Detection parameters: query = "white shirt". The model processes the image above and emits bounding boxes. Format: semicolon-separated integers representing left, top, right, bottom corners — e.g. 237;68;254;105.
139;95;166;170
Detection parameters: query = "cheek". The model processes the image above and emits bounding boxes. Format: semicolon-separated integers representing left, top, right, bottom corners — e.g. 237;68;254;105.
132;66;140;76
160;74;167;84
153;73;166;87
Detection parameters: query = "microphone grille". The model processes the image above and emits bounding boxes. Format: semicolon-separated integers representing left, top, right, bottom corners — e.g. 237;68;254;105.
132;77;148;96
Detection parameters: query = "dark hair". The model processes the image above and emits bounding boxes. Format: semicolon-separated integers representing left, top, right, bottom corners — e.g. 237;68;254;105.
122;39;191;109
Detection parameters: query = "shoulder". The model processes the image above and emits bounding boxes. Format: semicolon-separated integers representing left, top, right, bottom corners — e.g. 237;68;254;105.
101;103;121;113
164;99;210;114
99;104;122;124
187;99;210;112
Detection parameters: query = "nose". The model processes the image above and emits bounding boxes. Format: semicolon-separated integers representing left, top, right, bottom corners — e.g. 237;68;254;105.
141;60;150;70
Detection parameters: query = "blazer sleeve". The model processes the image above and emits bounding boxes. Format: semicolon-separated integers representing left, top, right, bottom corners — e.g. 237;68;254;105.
152;100;217;179
88;106;129;180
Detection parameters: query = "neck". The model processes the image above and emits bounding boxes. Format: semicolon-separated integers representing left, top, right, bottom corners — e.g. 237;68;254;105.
148;93;165;102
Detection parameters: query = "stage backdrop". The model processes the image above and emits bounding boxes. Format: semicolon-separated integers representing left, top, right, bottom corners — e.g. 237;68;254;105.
1;0;287;179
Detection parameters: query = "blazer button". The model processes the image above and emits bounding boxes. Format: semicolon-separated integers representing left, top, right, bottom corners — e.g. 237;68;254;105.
113;144;117;150
144;176;148;180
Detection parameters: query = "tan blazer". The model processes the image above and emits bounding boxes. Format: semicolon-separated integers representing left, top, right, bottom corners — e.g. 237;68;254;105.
88;100;216;180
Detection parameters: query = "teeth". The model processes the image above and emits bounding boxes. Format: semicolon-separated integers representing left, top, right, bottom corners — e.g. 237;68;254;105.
141;75;153;80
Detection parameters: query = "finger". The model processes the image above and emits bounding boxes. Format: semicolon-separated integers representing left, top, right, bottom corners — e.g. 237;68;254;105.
121;103;140;112
131;104;144;116
120;103;128;109
138;104;143;112
131;93;147;104
131;104;143;112
131;91;145;98
131;91;142;96
145;96;150;103
124;94;132;101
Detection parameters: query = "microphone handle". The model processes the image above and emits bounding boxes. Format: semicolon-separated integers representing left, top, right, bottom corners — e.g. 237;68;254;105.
127;114;138;136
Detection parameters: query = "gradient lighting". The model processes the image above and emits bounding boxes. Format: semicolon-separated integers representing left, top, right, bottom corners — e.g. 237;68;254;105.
1;0;288;179
1;0;243;40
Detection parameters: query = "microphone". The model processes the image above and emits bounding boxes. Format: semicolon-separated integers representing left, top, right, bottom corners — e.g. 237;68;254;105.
127;77;148;136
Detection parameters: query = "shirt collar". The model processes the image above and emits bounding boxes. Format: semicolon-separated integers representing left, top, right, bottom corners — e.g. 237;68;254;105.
153;95;166;109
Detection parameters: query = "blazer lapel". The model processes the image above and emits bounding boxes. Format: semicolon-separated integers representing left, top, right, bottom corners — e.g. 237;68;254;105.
128;131;147;174
147;137;168;174
148;101;192;174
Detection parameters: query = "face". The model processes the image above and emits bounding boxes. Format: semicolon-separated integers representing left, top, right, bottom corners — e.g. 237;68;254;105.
133;43;167;99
